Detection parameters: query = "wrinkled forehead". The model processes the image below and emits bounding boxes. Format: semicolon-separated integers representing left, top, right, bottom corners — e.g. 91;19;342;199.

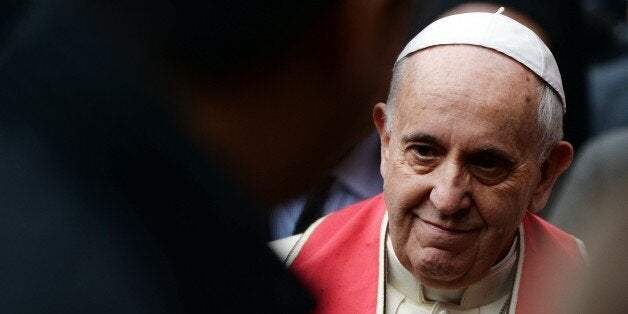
394;45;542;141
400;45;543;101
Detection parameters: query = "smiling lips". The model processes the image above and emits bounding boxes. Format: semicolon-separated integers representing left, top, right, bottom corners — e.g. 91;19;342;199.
421;219;478;234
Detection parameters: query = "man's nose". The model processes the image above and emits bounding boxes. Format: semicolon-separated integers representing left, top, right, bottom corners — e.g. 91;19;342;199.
429;162;472;215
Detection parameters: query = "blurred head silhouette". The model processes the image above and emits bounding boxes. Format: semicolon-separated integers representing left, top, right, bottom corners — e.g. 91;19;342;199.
76;0;417;205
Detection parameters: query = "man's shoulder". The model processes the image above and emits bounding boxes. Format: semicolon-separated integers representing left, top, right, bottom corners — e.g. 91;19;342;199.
523;212;588;261
269;194;386;265
300;193;386;244
327;193;386;219
524;212;578;239
284;193;386;238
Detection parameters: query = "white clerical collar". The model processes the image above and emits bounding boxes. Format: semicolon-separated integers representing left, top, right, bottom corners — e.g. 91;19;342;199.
386;229;519;309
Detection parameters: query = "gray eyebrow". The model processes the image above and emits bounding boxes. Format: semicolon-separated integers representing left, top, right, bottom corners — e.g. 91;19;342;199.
469;147;515;164
401;132;440;145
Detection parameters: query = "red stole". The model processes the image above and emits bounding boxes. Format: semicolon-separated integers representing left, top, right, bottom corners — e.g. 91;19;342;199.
290;194;585;314
515;214;587;313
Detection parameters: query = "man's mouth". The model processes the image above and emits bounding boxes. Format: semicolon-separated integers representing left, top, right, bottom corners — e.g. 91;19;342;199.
421;219;478;234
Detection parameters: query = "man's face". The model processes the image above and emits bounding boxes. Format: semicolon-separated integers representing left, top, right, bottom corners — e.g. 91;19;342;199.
378;45;545;289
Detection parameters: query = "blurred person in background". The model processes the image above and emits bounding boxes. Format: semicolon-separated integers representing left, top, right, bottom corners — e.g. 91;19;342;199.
0;0;418;312
544;2;628;313
269;131;383;240
0;0;27;49
549;127;628;313
580;0;628;136
546;0;628;244
549;127;628;243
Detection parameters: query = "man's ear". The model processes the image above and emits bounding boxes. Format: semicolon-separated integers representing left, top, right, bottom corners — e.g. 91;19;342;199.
530;141;574;213
373;103;390;178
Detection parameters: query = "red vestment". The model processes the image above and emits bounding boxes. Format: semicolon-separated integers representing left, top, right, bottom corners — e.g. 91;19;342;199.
290;194;586;313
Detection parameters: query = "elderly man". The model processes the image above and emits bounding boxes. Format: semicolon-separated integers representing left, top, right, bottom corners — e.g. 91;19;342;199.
271;9;586;314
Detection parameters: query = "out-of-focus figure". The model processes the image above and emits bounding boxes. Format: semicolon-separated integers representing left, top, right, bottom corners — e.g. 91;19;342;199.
583;0;628;135
548;2;628;312
549;128;628;241
269;131;383;240
0;0;417;312
549;127;628;313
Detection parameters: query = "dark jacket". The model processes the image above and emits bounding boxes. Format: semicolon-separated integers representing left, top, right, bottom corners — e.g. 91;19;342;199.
0;2;311;313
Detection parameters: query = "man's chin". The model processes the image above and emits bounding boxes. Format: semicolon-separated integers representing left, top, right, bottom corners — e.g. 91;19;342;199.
409;249;474;289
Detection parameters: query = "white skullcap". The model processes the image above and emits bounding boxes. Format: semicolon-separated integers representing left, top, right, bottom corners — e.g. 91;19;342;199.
397;8;566;112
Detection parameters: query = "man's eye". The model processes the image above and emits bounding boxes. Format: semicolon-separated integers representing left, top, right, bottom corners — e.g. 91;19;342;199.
468;156;512;185
474;158;501;170
412;145;439;158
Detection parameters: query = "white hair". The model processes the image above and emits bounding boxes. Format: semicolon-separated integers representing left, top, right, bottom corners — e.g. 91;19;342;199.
536;83;564;161
384;56;564;163
384;57;407;135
